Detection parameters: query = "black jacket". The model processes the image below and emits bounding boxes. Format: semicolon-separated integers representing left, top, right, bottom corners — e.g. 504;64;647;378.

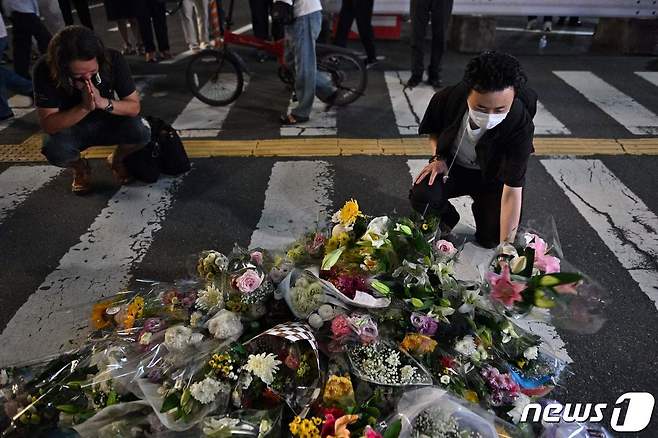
418;82;537;187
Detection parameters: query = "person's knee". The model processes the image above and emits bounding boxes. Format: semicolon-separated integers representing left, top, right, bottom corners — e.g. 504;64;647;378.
41;133;81;167
119;117;152;146
409;181;443;212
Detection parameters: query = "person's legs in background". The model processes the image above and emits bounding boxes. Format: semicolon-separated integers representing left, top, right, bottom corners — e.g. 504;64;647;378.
58;0;74;25
0;36;34;120
334;0;356;48
73;0;93;29
193;0;210;47
136;0;157;61
38;0;66;34
354;0;376;64
180;0;201;50
148;0;171;58
427;0;453;87
409;0;430;87
11;12;52;79
249;0;270;40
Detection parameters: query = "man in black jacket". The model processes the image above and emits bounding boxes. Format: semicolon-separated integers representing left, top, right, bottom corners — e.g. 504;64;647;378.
410;51;537;248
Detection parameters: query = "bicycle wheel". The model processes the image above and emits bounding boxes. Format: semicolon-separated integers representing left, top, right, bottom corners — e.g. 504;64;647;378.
186;49;244;106
317;52;367;106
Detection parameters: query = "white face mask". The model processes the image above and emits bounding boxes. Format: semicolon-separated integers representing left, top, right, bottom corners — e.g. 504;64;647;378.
468;107;509;130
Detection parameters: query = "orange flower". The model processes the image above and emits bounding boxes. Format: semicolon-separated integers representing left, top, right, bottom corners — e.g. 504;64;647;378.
400;333;437;355
327;414;359;438
90;300;114;329
123;296;145;329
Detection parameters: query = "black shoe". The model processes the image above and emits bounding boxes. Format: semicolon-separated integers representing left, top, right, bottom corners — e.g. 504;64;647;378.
568;17;582;26
428;77;443;88
406;75;422;88
365;58;379;69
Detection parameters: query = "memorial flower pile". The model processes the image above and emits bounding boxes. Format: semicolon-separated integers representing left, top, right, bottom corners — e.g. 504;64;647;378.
0;200;609;438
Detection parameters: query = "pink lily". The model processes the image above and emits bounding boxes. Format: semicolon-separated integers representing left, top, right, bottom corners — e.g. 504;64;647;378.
526;234;561;274
486;264;527;307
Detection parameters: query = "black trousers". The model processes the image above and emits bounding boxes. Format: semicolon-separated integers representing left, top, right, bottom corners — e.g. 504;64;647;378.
135;0;170;52
58;0;94;29
334;0;376;61
410;0;453;79
11;12;52;79
248;0;283;40
409;164;504;248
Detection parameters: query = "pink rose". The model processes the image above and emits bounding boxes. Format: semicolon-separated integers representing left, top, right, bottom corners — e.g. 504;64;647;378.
364;426;383;438
434;239;457;256
331;314;352;339
235;269;264;293
250;251;264;265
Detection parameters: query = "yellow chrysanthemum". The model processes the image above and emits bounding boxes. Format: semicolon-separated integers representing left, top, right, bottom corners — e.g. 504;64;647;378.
338;199;361;227
464;390;479;404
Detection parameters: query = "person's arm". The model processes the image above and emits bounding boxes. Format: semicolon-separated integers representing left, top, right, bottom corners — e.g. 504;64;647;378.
499;185;523;244
92;87;141;117
37;81;96;135
413;134;448;186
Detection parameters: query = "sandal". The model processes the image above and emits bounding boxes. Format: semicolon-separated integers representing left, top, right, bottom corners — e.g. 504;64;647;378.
106;153;134;185
71;159;92;195
280;114;309;125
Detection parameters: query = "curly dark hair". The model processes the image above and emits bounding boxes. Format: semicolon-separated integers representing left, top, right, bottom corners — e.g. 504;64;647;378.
47;26;110;93
463;51;527;93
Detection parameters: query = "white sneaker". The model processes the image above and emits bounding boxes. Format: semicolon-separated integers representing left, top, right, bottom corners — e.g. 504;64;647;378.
543;21;553;32
526;18;537;30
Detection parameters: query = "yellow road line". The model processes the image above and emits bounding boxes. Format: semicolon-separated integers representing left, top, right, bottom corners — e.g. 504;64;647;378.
1;135;657;162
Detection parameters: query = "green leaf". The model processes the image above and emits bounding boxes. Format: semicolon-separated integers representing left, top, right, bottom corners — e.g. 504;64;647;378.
161;392;181;413
180;389;192;408
370;279;391;296
365;406;381;419
383;419;402;438
410;297;424;308
55;404;81;414
322;246;346;271
397;224;412;236
107;390;118;406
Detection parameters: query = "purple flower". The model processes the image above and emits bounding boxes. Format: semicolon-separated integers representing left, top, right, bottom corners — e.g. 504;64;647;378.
410;312;438;336
143;318;163;332
348;314;379;344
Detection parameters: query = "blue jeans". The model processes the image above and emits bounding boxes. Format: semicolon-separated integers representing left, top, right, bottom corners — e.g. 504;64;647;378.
285;11;335;119
0;37;34;118
42;113;151;167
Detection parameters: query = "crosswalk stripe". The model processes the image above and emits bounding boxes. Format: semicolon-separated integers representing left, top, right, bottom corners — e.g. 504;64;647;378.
280;99;337;137
384;71;434;136
406;159;475;235
249;161;333;251
0;176;184;366
542;158;658;310
406;158;572;362
0;166;62;224
172;76;245;138
534;101;570;135
635;71;658;88
554;71;658;135
0;96;34;133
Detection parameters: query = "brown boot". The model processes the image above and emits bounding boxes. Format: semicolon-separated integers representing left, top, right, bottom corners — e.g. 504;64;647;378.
71;159;92;195
106;153;134;185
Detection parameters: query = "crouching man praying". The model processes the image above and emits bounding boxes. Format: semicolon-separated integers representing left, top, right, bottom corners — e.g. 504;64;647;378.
35;26;150;194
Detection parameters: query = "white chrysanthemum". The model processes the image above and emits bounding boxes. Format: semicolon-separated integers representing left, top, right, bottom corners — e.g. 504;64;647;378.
523;346;539;360
400;365;416;383
440;375;451;385
507;393;532;424
244;353;282;385
454;335;477;357
196;283;224;313
189;377;223;405
203;417;240;435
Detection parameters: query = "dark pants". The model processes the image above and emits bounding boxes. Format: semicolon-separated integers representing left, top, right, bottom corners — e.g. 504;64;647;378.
135;0;170;52
58;0;94;29
334;0;376;61
248;0;283;40
41;113;151;167
410;0;453;79
409;164;504;248
10;12;52;79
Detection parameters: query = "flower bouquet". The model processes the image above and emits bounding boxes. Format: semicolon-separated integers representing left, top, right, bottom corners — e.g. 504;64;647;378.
201;408;283;437
235;322;322;414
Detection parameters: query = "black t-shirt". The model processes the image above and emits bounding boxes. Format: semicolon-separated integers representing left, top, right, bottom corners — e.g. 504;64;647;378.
419;82;537;188
33;49;136;111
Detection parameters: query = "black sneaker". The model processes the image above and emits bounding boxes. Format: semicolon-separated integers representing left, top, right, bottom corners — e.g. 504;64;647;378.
406;75;422;88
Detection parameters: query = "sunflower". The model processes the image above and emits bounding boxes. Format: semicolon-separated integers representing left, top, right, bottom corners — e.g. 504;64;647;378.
90;300;114;329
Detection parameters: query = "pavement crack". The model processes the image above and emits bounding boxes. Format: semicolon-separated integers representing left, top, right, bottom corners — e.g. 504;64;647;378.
559;174;658;272
397;72;421;125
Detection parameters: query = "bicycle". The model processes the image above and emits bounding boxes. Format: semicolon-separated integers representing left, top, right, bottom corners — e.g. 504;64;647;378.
185;0;368;107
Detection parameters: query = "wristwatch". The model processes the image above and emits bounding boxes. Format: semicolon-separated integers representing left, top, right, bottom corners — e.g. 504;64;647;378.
428;154;442;163
104;98;114;113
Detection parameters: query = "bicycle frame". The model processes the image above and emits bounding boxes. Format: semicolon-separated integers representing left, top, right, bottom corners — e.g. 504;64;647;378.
219;0;286;65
